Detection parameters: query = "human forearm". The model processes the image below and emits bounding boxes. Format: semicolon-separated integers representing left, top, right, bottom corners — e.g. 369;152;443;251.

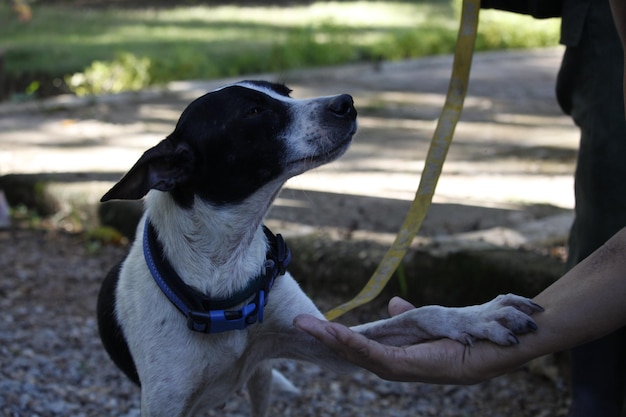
456;227;626;382
530;227;626;352
295;228;626;384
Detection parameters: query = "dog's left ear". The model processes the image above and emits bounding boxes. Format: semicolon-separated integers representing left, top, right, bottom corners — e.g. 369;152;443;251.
101;139;194;202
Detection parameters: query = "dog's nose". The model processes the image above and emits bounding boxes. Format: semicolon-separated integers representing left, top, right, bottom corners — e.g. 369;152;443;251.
328;94;356;119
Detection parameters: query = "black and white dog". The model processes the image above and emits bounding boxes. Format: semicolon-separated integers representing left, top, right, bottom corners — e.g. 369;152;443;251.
97;80;541;417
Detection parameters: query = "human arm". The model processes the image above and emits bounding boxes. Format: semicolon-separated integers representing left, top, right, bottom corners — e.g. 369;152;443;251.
294;227;626;383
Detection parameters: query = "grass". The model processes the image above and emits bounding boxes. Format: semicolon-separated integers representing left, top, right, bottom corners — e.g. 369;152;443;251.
0;1;560;96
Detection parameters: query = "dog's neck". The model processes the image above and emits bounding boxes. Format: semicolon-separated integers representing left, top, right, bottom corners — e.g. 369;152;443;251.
144;188;279;299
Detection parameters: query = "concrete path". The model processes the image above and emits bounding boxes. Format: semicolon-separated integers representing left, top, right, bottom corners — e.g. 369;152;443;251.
0;48;577;249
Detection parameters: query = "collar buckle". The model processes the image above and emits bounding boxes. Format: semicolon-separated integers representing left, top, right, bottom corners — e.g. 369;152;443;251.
187;300;261;333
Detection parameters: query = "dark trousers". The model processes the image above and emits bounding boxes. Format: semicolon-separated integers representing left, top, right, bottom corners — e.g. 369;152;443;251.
556;1;626;416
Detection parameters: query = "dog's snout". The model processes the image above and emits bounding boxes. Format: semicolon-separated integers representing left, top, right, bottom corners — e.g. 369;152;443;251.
328;94;356;119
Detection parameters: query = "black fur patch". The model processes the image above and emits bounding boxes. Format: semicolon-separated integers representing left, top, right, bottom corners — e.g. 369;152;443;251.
97;262;140;386
167;83;292;207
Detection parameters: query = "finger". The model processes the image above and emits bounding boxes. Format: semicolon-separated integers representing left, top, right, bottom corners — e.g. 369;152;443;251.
294;315;403;378
388;296;416;316
329;325;418;381
293;314;337;343
294;315;367;357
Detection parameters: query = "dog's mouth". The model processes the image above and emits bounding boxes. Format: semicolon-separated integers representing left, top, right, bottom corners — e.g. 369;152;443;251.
286;130;354;171
313;135;353;162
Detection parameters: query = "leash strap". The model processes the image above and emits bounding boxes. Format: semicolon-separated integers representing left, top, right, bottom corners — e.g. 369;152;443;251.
324;0;481;321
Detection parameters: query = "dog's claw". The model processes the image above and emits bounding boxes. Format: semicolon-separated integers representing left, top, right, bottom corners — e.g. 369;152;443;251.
440;294;543;347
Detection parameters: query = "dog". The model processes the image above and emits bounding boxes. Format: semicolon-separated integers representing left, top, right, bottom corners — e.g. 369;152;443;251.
97;80;542;417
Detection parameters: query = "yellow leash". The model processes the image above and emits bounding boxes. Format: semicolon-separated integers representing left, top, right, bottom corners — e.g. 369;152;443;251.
324;0;481;321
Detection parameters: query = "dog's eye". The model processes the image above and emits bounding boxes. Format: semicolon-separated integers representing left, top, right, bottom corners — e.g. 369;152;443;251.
245;106;263;118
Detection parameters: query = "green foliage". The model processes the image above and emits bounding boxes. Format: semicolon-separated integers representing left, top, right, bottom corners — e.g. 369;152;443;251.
147;47;218;85
375;27;458;60
0;1;560;97
65;53;151;96
25;81;40;95
476;9;561;51
87;226;128;247
9;204;42;229
395;263;409;298
268;22;357;71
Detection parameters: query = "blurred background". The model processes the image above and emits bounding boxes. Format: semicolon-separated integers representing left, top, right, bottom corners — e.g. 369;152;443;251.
0;0;559;101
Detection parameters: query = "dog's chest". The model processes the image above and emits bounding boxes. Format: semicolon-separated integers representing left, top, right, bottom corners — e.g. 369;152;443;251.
116;241;267;379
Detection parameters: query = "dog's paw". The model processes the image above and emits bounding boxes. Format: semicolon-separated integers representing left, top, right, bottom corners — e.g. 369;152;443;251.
451;293;543;346
359;293;543;347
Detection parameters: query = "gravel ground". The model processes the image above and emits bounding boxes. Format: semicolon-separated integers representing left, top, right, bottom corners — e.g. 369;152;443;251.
1;227;571;417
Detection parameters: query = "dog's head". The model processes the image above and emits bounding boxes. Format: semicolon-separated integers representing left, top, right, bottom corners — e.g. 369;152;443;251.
101;80;357;207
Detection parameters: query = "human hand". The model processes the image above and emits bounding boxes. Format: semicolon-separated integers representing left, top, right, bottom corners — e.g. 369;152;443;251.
294;297;522;384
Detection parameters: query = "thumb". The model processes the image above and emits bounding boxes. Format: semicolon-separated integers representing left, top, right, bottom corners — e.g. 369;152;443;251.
388;296;416;317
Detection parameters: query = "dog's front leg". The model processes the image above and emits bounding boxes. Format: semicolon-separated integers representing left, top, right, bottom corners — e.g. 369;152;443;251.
247;363;273;417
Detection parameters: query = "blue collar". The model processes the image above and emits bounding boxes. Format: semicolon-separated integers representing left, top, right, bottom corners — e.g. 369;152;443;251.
142;218;291;334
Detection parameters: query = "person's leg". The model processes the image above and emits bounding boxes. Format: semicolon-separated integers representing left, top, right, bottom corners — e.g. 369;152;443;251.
567;331;626;417
557;2;626;416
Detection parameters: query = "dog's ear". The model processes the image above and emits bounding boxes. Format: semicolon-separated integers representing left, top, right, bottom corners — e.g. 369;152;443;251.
101;139;194;202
